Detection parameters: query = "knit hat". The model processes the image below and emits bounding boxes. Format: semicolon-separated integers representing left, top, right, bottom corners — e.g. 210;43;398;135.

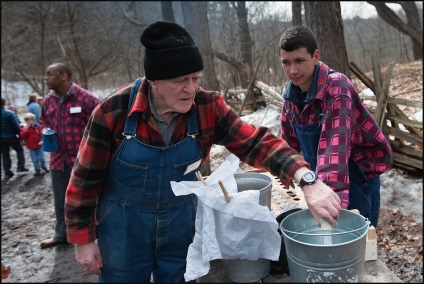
140;21;204;80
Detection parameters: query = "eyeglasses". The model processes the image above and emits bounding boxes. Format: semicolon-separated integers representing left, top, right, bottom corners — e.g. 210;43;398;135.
44;72;63;78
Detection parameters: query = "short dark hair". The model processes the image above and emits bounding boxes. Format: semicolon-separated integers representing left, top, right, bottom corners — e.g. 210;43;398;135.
279;26;318;57
1;98;5;106
49;63;72;80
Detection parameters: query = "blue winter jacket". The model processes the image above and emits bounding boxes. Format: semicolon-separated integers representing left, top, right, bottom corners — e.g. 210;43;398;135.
1;106;21;139
27;101;41;124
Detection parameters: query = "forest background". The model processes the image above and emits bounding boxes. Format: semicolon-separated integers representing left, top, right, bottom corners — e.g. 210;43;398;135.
1;1;422;100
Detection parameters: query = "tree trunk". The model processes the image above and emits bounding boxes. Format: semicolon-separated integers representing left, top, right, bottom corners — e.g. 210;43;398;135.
181;2;220;176
292;1;302;26
161;1;175;22
367;1;422;60
304;1;350;77
213;50;249;87
181;2;220;92
234;1;254;75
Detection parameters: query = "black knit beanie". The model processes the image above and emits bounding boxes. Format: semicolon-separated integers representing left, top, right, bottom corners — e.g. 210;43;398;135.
140;21;204;80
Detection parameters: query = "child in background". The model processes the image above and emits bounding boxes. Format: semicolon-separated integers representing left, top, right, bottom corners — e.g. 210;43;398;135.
19;113;49;176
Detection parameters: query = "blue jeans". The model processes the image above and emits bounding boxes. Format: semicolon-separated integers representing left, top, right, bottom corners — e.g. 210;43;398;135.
29;148;47;173
50;164;71;242
347;174;380;227
1;137;26;174
97;195;197;283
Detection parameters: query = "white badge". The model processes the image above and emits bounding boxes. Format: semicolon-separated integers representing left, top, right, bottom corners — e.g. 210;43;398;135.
70;107;82;114
183;159;202;175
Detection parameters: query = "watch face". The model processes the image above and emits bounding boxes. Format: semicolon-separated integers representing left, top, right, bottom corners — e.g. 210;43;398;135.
303;172;316;182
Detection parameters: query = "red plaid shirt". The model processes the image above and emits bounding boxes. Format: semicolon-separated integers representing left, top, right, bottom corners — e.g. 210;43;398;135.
281;62;392;208
40;83;100;171
65;79;309;244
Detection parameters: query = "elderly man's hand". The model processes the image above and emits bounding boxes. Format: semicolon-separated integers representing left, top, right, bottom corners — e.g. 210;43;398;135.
302;179;341;226
76;242;102;275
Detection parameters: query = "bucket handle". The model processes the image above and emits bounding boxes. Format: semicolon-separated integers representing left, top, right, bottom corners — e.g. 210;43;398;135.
282;219;370;237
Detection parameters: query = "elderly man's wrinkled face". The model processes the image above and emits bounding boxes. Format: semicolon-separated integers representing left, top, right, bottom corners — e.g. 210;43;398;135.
149;72;202;121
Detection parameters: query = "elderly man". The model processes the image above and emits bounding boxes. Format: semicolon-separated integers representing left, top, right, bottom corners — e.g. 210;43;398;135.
65;21;341;283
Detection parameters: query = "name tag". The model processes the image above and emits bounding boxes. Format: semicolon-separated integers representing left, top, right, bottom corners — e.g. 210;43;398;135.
184;159;202;175
70;107;82;114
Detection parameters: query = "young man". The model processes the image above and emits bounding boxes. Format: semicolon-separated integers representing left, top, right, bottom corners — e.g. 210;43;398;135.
39;63;100;248
65;21;341;282
278;26;392;228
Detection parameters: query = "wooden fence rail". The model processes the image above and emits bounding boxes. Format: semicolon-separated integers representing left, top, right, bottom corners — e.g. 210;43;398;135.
350;60;423;175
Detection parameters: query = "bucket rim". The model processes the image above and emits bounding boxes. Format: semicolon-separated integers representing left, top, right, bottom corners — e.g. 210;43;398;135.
281;219;370;237
234;172;272;182
280;209;370;238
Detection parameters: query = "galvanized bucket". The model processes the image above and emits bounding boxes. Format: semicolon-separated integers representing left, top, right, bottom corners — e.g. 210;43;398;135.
221;172;272;283
280;209;370;283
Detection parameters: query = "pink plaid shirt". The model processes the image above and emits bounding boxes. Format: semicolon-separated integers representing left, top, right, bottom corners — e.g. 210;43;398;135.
281;62;392;208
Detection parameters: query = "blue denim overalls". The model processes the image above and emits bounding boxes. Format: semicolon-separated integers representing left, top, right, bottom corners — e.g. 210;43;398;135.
291;116;380;227
96;78;201;282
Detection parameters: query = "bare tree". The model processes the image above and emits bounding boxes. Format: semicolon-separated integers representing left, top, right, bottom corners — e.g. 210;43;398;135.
2;0;421;106
180;2;220;91
351;16;372;67
304;1;350;77
210;2;253;88
161;1;175;22
251;3;291;87
367;1;422;60
233;1;254;75
1;1;56;97
180;1;222;176
53;2;120;90
292;1;302;26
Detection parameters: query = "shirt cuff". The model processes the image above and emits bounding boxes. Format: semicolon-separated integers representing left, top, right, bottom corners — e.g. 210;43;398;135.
66;225;97;245
280;160;311;189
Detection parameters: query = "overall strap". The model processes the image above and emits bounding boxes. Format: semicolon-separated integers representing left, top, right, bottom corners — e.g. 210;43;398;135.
122;77;143;139
187;110;198;138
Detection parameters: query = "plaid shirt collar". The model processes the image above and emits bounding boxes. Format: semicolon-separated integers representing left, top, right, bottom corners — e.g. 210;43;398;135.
53;82;75;102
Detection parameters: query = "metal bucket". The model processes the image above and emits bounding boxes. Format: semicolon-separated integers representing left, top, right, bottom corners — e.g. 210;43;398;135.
280;209;370;283
221;172;272;283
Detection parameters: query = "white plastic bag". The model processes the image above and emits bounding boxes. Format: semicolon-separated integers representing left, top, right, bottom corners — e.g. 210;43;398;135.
171;154;281;281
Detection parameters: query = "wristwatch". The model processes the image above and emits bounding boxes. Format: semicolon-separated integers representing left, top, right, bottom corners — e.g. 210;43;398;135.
299;171;318;189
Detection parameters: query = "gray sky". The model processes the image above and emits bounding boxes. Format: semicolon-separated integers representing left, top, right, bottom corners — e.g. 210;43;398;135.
264;1;404;20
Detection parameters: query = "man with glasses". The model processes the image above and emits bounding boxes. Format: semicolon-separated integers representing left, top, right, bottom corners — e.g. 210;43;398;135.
39;63;100;249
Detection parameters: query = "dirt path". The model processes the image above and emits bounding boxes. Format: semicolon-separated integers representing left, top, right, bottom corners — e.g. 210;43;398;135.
1;151;97;282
